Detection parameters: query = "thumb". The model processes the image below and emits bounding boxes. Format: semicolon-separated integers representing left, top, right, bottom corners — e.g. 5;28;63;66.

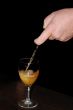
34;24;52;45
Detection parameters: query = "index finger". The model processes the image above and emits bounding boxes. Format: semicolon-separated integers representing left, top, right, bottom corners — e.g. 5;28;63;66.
34;25;52;45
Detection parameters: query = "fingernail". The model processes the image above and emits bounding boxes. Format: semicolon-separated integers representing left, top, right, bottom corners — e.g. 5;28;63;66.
34;39;41;45
43;25;45;29
34;39;38;44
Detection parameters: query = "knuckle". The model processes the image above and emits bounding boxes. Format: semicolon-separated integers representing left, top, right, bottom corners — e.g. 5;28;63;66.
52;31;60;39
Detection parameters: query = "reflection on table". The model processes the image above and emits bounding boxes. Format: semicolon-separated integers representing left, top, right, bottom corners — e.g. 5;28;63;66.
0;81;73;110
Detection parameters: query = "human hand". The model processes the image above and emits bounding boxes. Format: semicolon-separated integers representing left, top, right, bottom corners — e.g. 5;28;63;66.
34;8;73;45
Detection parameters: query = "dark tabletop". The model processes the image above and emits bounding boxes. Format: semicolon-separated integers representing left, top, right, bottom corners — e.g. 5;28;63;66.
0;81;73;110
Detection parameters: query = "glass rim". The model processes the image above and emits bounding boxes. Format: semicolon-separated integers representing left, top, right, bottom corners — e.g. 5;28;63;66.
18;57;39;63
19;57;30;60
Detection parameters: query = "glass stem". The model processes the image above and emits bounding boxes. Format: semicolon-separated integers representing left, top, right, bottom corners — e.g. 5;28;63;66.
25;87;32;105
27;87;30;100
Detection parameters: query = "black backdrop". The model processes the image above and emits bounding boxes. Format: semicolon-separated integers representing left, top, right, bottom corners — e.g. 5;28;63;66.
0;0;73;96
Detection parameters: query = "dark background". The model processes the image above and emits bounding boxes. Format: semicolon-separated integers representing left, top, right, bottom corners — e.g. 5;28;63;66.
0;0;73;96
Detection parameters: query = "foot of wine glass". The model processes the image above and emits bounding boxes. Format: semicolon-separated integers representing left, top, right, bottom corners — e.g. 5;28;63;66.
18;86;38;108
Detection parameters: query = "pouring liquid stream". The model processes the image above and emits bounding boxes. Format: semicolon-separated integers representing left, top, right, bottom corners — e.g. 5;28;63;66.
25;46;39;72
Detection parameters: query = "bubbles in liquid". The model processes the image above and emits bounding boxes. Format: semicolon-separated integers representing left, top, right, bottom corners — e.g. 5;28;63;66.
19;70;39;86
25;70;34;75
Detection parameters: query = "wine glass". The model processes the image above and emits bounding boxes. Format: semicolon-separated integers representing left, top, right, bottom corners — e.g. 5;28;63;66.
18;58;39;108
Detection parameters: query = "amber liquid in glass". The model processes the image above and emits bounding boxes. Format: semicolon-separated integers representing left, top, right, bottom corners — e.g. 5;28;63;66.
19;70;39;86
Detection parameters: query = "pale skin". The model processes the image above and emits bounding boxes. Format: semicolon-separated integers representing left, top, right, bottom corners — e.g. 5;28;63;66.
34;8;73;45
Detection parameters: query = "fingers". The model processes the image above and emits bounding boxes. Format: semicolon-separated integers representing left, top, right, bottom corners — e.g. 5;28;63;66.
34;24;53;45
34;12;55;45
59;34;73;42
43;12;55;29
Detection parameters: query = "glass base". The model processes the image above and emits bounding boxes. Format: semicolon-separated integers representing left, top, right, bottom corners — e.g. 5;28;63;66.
18;99;38;108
